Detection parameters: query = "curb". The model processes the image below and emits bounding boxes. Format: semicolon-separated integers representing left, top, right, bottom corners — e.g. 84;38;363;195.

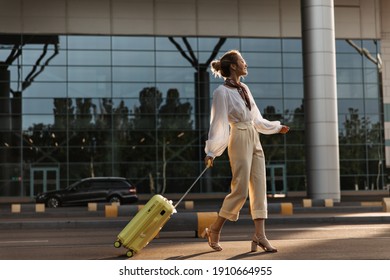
1;211;390;230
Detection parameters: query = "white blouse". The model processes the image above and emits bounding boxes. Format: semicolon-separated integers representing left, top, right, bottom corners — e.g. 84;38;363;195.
205;84;282;158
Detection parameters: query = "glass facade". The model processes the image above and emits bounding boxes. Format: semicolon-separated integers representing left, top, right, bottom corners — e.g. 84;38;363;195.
0;35;384;197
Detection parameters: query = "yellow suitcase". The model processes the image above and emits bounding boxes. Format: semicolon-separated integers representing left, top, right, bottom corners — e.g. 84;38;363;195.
114;194;175;258
114;165;210;258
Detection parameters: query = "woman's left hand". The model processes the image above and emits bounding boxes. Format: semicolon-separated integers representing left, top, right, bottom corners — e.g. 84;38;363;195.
204;156;214;168
279;125;290;134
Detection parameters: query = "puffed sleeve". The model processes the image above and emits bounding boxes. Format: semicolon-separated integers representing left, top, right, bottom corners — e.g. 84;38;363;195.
245;85;282;135
252;105;282;134
204;88;230;158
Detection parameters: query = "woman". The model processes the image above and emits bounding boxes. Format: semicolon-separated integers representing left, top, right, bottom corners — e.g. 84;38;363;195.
203;50;289;253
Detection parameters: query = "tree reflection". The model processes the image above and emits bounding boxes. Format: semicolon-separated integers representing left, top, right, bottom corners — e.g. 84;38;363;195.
339;108;384;190
23;85;197;193
158;88;194;193
22;89;384;193
16;36;384;194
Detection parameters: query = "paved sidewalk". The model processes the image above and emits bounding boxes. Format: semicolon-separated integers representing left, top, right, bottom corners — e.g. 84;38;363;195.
1;205;390;230
1;199;389;261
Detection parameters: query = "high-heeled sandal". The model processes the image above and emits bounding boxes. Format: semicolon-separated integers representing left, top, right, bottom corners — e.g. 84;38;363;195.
201;227;223;251
251;235;277;253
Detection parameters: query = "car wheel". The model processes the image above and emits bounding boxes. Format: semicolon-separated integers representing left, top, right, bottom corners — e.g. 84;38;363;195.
47;197;60;208
109;195;121;204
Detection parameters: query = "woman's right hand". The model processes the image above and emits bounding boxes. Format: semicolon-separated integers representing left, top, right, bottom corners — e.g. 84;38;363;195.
279;125;290;134
204;156;214;168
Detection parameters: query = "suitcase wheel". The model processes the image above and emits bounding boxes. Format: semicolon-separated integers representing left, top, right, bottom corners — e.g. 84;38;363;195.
114;240;122;248
126;250;134;258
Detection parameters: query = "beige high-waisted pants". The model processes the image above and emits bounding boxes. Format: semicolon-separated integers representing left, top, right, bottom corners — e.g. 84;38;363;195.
219;121;268;221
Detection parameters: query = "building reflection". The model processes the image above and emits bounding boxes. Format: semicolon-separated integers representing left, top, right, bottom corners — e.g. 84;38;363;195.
0;35;384;196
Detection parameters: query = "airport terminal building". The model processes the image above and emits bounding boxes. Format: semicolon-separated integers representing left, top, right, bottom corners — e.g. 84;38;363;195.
1;0;389;200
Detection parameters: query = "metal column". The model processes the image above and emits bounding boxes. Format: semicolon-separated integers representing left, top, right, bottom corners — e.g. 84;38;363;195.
301;0;341;202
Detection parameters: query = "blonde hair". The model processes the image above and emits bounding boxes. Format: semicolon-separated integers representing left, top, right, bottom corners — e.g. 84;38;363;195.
210;50;241;78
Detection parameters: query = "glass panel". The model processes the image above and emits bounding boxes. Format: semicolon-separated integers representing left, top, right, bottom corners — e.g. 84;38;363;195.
46;170;58;191
22;98;54;114
112;50;155;66
22;66;66;82
337;68;363;83
283;53;302;67
156;51;194;66
68;66;111;82
336;39;362;53
68;50;111;66
0;48;14;61
198;51;214;63
337;84;364;98
246;68;282;83
113;82;157;98
156;67;194;82
365;114;380;126
365;84;379;98
364;68;379;83
155;82;194;99
336;53;362;68
282;39;302;52
198;37;240;52
33;170;44;195
283;68;303;83
284;83;303;98
245;52;281;67
67;36;111;50
22;49;66;65
4;66;19;83
249;83;282;98
363;56;380;68
23;115;54;130
23;82;67;98
365;99;380;114
284;98;303;113
112;66;155;82
68;82;112;98
156;37;197;51
362;40;379;54
112;36;155;50
111;97;141;116
241;38;281;52
256;99;283;115
338;99;365;114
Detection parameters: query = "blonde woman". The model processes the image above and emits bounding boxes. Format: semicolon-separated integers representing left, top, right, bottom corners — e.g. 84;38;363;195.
203;50;289;252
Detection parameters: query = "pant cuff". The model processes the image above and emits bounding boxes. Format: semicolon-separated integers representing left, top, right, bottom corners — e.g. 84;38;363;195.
251;210;268;220
219;209;240;221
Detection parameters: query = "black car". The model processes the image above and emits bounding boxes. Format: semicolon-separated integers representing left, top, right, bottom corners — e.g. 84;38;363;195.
35;177;138;208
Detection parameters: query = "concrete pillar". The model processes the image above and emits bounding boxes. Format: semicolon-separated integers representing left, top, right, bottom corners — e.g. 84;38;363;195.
381;0;390;168
301;0;341;202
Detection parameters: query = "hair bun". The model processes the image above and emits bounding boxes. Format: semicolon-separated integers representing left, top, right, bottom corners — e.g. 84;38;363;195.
210;59;222;77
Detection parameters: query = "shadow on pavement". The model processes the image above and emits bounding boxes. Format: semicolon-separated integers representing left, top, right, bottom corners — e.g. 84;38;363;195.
227;251;272;260
165;250;219;260
98;254;129;260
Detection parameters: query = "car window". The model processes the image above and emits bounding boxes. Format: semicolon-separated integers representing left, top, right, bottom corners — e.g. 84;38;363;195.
111;181;128;189
90;181;109;190
124;180;133;187
73;181;90;191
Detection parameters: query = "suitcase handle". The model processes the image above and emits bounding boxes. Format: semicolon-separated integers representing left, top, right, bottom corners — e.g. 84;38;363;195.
173;162;211;209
